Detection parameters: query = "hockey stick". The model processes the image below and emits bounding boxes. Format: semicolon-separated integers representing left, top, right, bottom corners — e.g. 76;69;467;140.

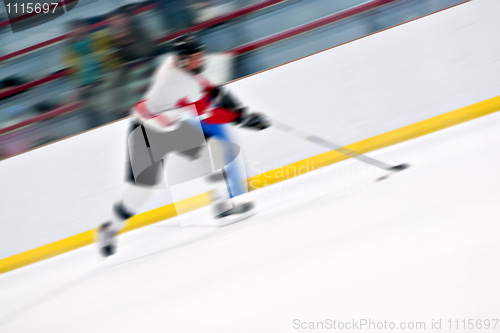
272;120;410;181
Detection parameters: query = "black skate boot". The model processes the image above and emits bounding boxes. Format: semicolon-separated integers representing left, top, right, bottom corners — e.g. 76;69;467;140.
215;201;255;225
97;222;117;257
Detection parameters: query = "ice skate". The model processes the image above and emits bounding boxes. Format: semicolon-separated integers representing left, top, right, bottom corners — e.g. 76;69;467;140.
97;222;118;257
214;201;256;226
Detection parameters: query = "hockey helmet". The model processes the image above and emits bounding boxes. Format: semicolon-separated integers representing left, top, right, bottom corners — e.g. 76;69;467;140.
172;34;205;56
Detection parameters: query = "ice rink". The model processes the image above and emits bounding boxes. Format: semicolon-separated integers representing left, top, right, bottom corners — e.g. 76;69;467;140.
1;110;499;332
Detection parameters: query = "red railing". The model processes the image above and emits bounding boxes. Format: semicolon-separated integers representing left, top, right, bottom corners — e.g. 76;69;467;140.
0;0;392;102
0;0;285;63
0;0;288;103
0;102;80;136
0;2;158;62
0;0;81;28
155;0;286;43
0;0;145;29
228;0;396;55
0;69;71;100
0;0;395;137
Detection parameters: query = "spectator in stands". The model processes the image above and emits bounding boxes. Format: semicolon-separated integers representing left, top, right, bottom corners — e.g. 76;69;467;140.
65;20;104;89
107;7;157;64
64;19;110;128
104;7;159;118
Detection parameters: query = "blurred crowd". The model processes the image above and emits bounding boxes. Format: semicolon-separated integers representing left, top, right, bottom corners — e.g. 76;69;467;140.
0;0;258;159
64;6;160;126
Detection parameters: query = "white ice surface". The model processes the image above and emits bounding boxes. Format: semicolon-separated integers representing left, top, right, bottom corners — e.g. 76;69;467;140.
0;111;500;332
3;0;500;258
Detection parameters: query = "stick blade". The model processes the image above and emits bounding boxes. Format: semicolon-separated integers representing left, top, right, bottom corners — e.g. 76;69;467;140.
391;163;410;171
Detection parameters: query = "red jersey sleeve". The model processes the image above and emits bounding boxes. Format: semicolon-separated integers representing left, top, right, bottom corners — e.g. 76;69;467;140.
176;90;241;125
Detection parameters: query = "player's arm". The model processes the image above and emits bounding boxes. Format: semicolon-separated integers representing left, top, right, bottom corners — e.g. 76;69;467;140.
133;100;191;132
197;86;270;130
135;73;198;131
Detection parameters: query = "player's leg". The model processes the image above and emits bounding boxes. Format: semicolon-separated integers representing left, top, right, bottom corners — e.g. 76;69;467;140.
201;122;247;197
161;119;253;223
200;121;255;221
98;120;166;257
97;161;163;257
169;140;254;222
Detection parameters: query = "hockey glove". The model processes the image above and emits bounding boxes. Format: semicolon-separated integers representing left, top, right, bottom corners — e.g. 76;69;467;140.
236;109;271;130
207;86;241;110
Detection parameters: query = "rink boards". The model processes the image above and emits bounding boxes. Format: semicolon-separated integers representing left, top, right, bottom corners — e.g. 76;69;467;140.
1;0;500;273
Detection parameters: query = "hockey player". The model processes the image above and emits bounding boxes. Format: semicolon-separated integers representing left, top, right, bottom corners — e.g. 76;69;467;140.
97;34;269;257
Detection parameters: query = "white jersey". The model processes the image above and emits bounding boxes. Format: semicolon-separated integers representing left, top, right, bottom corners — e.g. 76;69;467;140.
133;56;210;120
132;55;239;129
